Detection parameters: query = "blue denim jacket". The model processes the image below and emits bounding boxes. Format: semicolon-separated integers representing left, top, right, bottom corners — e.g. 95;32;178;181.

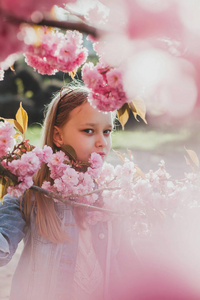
0;194;131;300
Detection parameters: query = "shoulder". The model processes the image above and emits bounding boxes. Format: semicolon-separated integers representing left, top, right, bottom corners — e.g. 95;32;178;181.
1;193;21;208
0;193;26;220
0;193;27;221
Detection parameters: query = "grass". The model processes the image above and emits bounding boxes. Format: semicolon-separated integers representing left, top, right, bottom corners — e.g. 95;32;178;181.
26;126;42;147
111;128;193;152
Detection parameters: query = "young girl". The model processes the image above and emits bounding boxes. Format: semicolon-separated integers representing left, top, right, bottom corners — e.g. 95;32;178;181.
0;85;135;300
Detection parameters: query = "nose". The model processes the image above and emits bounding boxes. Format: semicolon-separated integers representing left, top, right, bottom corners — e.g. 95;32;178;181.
95;133;107;149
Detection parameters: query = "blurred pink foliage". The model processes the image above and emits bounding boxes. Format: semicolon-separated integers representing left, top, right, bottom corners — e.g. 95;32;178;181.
89;0;200;117
1;0;200;115
0;0;76;18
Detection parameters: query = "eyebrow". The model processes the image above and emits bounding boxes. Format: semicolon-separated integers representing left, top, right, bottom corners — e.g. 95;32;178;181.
80;123;113;128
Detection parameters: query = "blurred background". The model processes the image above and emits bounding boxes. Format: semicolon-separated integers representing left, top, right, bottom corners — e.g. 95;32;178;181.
1;31;200;300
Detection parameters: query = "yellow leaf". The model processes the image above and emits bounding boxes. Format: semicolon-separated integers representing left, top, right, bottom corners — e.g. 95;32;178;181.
127;149;133;161
0;177;4;203
13;120;24;134
117;103;130;130
0;177;8;204
184;147;199;169
0;118;15;125
14;132;22;140
10;65;16;74
50;5;57;20
33;25;43;47
69;69;77;80
129;97;147;124
159;210;166;218
184;155;194;171
134;166;146;179
112;150;126;163
15;103;28;135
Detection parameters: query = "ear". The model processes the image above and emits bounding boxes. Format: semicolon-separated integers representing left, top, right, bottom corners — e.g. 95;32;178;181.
53;126;63;148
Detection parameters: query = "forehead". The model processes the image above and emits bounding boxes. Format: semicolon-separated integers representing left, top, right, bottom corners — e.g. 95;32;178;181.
68;102;112;125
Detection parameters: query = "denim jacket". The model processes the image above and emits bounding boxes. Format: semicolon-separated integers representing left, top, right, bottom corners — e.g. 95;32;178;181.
0;194;133;300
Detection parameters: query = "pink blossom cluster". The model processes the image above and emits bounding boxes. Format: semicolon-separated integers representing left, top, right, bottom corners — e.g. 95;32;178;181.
81;61;128;112
0;121;15;157
24;30;88;75
0;0;76;19
42;151;103;205
86;158;200;232
1;124;200;234
6;145;53;197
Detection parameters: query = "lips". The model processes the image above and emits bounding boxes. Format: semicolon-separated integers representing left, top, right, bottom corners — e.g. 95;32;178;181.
97;152;106;158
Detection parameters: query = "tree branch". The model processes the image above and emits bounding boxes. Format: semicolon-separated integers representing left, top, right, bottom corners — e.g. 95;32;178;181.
1;10;100;38
30;185;120;214
0;160;120;215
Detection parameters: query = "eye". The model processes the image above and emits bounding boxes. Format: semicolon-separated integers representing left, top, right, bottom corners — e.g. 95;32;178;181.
83;129;93;134
104;129;112;135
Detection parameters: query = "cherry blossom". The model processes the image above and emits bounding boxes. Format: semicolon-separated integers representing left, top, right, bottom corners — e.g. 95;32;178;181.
32;145;53;164
7;177;34;198
0;121;15;157
82;61;128;111
24;29;88;75
42;150;99;204
88;152;103;169
4;144;53;197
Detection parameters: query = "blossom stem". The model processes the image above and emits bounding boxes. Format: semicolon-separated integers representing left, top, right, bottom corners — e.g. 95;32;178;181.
0;161;18;183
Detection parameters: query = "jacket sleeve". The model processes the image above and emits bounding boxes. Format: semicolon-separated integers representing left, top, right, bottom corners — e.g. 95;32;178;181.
0;194;27;266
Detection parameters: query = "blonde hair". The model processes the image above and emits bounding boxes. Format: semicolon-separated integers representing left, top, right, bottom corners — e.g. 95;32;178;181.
24;85;89;243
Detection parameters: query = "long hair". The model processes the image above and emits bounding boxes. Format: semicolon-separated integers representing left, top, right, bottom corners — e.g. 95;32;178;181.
24;85;89;243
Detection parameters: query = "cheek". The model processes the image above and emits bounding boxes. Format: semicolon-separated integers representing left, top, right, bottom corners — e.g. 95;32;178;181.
107;138;112;151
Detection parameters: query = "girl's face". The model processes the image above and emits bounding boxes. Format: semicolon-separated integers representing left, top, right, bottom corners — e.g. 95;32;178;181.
53;101;113;162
